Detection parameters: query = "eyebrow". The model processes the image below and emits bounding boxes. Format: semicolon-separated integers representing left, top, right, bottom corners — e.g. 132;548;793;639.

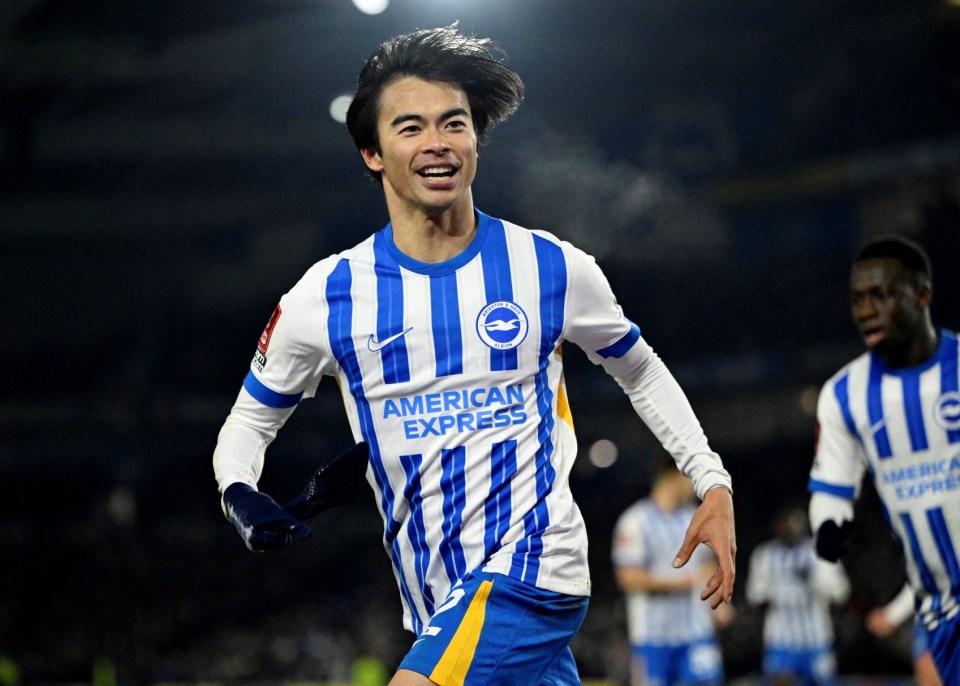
389;107;470;129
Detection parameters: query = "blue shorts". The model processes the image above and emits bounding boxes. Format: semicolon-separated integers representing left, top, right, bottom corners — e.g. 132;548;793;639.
924;611;960;685
632;638;724;686
398;570;589;686
763;646;836;685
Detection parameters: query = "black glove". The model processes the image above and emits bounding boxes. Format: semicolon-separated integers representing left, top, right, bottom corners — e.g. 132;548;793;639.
284;442;369;521
815;519;853;562
222;483;312;552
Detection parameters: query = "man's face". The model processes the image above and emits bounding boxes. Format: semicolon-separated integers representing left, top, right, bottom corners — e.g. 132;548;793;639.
361;77;478;220
849;257;928;354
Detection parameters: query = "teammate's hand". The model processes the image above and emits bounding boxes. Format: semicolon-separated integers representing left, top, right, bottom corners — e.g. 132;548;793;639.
222;483;312;551
673;486;736;609
815;519;853;562
284;442;369;521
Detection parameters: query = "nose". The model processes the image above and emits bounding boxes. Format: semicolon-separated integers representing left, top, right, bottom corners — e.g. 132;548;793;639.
423;126;450;154
853;296;878;322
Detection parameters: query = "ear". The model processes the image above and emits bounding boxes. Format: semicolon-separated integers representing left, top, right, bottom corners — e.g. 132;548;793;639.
360;147;383;173
917;283;933;309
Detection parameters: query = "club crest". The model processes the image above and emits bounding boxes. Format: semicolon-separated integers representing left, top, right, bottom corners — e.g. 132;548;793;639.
476;301;528;350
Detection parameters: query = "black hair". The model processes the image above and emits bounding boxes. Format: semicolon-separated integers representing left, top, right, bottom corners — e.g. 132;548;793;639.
854;234;933;288
345;23;524;171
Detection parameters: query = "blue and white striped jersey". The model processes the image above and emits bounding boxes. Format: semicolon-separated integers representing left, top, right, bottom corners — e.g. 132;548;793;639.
809;329;960;632
611;499;715;646
215;210;731;635
745;538;849;650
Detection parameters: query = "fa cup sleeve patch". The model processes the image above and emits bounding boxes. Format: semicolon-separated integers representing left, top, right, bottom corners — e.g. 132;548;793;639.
254;304;282;371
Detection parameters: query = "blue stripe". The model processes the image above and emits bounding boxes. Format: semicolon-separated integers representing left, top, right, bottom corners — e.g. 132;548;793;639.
902;372;928;452
511;235;565;583
480;219;517;371
900;512;942;618
928;507;960;597
373;231;411;385
833;374;862;445
596;321;641;359
430;273;463;377
941;332;960;444
807;477;856;499
484;440;517;559
242;370;302;408
439;447;468;584
868;357;893;458
400;452;435;618
326;259;422;633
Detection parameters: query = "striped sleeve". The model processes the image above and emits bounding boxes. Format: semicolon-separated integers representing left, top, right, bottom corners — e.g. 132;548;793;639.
809;372;866;499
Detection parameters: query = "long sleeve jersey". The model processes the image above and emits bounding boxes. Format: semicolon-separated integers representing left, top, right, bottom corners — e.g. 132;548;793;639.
214;210;732;635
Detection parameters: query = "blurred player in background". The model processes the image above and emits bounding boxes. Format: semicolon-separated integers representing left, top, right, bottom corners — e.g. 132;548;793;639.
746;506;850;686
212;23;736;686
808;235;959;684
612;457;733;686
866;583;942;686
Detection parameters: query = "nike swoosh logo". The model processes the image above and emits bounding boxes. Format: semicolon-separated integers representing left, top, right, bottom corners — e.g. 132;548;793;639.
367;326;413;352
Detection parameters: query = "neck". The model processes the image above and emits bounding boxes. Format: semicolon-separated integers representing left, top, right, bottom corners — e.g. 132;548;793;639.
388;199;477;264
883;322;939;368
651;487;679;511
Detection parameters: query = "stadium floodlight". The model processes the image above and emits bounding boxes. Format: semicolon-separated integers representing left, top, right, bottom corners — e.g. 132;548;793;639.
329;94;353;123
352;0;389;15
588;438;618;469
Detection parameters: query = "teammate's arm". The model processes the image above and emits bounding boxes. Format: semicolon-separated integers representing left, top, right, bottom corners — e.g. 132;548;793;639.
808;379;865;562
614;565;699;594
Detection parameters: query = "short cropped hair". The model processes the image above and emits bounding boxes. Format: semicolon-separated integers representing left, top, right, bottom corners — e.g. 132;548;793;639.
345;23;524;166
854;234;933;288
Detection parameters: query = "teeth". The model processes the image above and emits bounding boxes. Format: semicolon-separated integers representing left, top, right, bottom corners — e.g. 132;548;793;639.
420;167;454;177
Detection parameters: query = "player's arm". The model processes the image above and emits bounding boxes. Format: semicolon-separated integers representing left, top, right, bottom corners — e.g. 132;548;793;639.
214;391;308;551
562;246;736;606
214;389;369;551
213;264;352;551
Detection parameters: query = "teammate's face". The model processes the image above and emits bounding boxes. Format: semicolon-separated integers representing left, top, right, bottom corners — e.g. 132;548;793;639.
850;257;929;355
361;77;478;220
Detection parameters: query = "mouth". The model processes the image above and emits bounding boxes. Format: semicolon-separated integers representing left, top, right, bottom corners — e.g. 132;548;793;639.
417;165;458;181
861;326;886;348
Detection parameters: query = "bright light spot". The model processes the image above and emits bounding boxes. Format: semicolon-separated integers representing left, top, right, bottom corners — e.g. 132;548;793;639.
329;94;353;124
352;0;389;14
588;439;619;469
799;386;819;416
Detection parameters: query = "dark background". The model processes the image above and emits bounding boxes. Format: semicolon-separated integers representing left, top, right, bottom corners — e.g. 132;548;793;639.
3;0;960;683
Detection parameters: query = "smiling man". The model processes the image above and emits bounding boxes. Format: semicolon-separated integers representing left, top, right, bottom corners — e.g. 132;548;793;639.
212;24;735;686
809;235;960;684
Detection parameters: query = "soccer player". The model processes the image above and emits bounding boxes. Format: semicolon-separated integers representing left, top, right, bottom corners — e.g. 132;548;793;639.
808;235;960;684
612;457;732;686
745;507;850;686
213;24;736;686
865;584;942;686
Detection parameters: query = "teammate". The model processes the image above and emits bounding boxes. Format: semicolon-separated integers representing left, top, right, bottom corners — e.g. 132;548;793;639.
612;457;732;686
865;583;942;686
213;24;736;686
745;507;850;686
808;234;960;684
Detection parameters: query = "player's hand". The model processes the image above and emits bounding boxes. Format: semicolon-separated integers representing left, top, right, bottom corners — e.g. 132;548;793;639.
815;519;853;562
222;482;312;552
284;442;369;521
673;486;736;609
